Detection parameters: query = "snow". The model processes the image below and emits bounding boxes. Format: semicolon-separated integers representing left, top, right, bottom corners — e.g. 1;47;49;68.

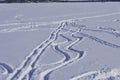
0;2;120;80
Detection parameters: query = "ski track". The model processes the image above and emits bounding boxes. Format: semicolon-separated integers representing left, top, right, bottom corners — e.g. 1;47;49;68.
79;32;120;48
83;28;120;38
22;23;84;80
0;11;111;28
6;22;66;80
0;12;120;33
0;12;120;80
38;27;85;80
0;63;13;74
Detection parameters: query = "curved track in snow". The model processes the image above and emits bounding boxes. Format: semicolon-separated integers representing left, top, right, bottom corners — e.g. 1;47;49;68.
0;12;120;80
0;63;13;74
38;29;85;80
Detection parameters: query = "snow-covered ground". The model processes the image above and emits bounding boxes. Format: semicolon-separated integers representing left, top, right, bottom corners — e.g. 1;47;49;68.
0;2;120;80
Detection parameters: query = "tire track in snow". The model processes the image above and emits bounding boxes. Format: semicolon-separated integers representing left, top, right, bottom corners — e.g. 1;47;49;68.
6;22;66;80
39;30;85;80
51;34;72;65
30;22;84;80
83;28;120;38
1;12;120;33
80;33;120;48
49;29;80;66
0;63;13;74
66;34;84;59
39;31;72;67
27;31;73;80
60;34;72;42
45;30;73;67
0;11;109;27
5;12;120;80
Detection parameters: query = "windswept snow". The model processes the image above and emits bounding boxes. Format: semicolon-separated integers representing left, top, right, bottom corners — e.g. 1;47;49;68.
0;2;120;80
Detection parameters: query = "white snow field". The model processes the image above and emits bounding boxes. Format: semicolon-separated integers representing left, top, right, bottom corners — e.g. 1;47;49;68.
0;2;120;80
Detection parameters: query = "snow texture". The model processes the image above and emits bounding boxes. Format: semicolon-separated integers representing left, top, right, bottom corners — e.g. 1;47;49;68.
0;2;120;80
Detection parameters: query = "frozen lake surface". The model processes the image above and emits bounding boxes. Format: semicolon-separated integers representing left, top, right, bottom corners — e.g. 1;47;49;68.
0;2;120;80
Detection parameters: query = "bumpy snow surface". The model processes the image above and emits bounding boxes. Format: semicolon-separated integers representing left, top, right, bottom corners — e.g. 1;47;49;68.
0;2;120;80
